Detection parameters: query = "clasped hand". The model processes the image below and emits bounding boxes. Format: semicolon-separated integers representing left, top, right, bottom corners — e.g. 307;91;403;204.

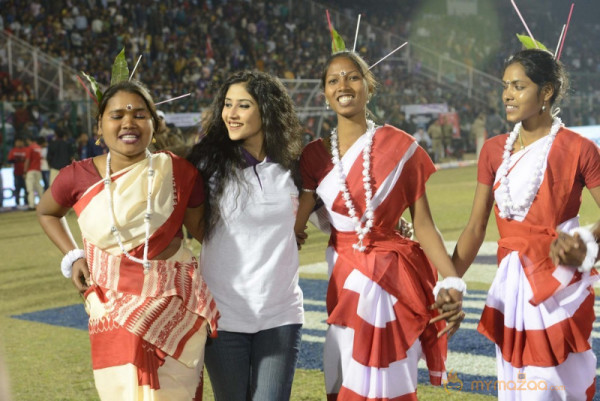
549;231;586;267
429;288;465;339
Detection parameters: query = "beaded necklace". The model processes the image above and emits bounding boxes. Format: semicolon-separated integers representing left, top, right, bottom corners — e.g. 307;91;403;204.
105;149;155;273
496;117;562;219
330;120;377;251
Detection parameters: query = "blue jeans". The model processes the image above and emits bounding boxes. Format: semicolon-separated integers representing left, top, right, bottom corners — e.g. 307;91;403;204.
204;324;302;401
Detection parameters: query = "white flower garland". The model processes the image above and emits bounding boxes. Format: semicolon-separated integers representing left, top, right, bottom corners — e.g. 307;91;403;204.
496;117;562;219
330;120;377;252
105;150;155;273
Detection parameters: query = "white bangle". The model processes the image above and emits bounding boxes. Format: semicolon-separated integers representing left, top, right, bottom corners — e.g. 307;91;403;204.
433;276;467;299
568;227;599;273
60;249;86;278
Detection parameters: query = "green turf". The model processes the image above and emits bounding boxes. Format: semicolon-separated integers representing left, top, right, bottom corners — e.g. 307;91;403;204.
1;164;597;400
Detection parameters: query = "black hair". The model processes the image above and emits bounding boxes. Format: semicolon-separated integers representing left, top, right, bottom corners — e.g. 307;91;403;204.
187;70;303;238
504;49;569;105
96;80;160;133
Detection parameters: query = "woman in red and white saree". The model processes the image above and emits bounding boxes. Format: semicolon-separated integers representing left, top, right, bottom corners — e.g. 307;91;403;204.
295;51;465;401
38;80;218;400
454;49;600;401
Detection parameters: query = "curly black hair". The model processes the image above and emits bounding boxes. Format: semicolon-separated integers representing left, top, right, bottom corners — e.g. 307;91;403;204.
187;70;303;238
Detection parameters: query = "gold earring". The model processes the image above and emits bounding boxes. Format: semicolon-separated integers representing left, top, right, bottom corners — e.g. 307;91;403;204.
152;137;157;144
95;137;101;146
325;101;330;110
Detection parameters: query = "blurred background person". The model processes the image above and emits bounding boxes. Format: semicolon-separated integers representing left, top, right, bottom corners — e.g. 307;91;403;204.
24;135;44;210
7;137;28;209
47;129;74;184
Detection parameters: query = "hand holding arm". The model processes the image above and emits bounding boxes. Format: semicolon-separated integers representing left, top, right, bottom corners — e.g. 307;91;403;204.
550;231;587;266
294;191;316;250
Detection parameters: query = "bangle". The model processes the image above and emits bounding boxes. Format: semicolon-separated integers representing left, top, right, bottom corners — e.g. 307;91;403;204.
60;249;86;278
568;227;599;273
433;276;467;299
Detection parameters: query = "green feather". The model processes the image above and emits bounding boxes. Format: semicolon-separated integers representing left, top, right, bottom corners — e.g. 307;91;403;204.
81;71;103;104
110;48;130;86
331;28;346;53
516;34;548;51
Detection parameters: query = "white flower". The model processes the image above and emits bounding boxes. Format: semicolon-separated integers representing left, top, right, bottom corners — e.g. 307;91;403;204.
330;120;377;252
496;118;561;219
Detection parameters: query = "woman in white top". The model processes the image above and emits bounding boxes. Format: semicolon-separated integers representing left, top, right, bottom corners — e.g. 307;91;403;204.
187;70;304;401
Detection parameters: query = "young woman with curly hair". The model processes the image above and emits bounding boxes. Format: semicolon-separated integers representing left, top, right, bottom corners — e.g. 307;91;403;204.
187;70;304;401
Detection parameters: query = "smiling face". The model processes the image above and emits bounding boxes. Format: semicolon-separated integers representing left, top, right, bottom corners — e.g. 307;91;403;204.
502;62;549;124
221;82;264;156
98;90;154;165
324;56;370;119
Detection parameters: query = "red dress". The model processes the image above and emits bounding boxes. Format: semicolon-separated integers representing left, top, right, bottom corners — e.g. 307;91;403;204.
300;125;446;401
477;127;600;400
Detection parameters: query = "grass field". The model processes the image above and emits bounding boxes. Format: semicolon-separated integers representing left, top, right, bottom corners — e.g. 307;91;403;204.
0;164;597;400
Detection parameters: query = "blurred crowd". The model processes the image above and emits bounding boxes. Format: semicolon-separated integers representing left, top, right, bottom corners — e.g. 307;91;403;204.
0;0;599;169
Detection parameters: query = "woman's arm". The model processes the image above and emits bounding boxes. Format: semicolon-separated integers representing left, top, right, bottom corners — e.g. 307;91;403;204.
411;192;459;279
183;204;205;243
294;191;317;249
410;192;465;337
452;183;495;277
36;189;89;293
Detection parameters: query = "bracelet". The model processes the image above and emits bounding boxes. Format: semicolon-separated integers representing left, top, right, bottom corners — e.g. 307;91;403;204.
568;227;599;273
60;249;86;278
433;276;467;299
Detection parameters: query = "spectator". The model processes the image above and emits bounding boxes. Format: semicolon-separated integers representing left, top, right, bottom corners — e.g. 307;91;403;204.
471;112;486;158
427;118;444;163
75;132;90;160
39;121;56;140
7;137;27;208
37;136;49;190
47;129;74;184
24;135;44;210
413;126;432;152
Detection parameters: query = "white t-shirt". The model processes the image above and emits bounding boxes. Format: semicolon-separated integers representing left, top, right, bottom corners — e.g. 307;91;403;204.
201;160;304;332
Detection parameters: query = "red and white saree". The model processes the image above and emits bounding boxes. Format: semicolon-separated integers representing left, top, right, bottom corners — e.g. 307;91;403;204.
300;125;447;401
60;152;218;400
478;128;600;401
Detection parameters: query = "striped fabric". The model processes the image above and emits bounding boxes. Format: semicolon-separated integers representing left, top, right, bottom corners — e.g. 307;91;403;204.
72;152;219;400
86;242;218;363
303;126;447;400
480;129;598;400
